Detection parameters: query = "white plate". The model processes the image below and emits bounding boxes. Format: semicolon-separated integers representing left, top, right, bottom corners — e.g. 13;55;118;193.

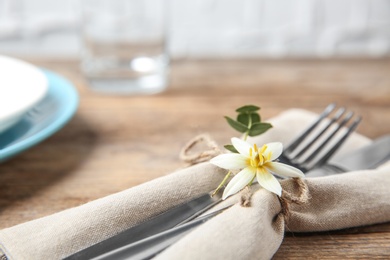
0;56;48;133
0;70;79;162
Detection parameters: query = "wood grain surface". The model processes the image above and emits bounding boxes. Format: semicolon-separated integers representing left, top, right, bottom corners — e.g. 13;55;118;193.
1;58;389;258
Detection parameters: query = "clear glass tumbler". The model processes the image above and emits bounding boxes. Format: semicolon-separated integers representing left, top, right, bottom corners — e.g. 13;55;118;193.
80;0;168;95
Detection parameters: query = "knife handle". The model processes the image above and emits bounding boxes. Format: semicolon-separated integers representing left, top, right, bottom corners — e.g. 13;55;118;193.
93;207;230;260
64;193;221;260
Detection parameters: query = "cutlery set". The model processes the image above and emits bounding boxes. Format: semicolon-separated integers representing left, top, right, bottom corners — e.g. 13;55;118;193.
65;104;390;260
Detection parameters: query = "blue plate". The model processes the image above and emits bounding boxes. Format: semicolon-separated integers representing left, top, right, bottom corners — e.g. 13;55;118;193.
0;70;79;162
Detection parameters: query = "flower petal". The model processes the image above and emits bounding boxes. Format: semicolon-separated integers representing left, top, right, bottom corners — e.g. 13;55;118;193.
231;137;252;157
264;142;283;161
222;167;255;199
210;153;248;170
256;167;282;196
265;162;305;178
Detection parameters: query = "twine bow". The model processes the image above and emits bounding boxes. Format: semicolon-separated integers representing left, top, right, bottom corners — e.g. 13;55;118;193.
179;134;221;165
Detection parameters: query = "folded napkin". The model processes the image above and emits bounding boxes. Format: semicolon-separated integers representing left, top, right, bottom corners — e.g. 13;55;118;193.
1;109;389;260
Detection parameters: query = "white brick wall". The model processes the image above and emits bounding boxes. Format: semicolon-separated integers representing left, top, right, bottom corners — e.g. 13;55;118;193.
1;0;389;58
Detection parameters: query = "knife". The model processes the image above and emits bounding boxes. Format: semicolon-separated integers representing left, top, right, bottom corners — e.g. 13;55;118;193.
64;193;221;260
92;206;231;260
306;135;390;177
65;135;390;260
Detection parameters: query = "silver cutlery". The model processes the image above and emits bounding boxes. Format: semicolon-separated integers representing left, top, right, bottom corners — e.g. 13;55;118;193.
91;135;390;260
306;134;390;177
93;207;231;260
64;103;362;260
64;193;222;260
278;103;362;172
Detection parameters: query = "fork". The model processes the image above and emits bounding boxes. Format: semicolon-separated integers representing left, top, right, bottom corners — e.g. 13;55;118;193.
278;103;362;172
65;103;361;260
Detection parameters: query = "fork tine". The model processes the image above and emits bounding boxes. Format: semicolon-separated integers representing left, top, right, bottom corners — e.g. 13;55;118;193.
289;107;346;160
311;116;362;169
301;111;359;168
284;103;336;154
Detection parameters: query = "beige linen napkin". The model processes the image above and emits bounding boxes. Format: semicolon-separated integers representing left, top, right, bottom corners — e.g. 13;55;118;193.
1;109;389;260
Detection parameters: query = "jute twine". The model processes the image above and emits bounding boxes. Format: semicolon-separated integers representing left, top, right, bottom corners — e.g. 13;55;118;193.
0;253;7;260
278;177;310;221
179;134;221;165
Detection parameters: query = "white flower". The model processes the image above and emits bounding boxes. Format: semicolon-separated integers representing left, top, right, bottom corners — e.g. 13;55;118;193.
210;137;304;199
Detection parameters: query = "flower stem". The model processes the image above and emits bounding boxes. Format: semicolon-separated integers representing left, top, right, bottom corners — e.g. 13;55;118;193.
243;114;252;141
212;171;232;196
248;175;256;186
243;131;249;141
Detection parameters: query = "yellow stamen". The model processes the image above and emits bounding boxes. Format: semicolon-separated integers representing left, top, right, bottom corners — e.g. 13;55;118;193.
259;154;264;165
249;148;253;157
260;145;267;154
253;144;258;151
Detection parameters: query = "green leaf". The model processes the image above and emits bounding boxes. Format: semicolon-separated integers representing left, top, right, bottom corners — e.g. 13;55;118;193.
235;105;260;113
224;144;239;153
237;113;260;126
224;116;248;133
248;122;273;136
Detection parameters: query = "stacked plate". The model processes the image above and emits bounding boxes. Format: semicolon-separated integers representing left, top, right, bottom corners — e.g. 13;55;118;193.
0;55;79;162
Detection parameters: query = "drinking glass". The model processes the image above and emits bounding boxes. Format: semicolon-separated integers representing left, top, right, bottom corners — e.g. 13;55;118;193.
80;0;168;94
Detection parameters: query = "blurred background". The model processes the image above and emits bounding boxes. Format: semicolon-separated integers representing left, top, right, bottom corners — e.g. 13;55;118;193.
1;0;390;59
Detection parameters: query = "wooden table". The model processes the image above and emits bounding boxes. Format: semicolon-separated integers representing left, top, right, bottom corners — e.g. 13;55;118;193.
1;58;389;258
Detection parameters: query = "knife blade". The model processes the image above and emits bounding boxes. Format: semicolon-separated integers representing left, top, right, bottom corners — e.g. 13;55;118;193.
306;135;390;177
64;193;221;260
